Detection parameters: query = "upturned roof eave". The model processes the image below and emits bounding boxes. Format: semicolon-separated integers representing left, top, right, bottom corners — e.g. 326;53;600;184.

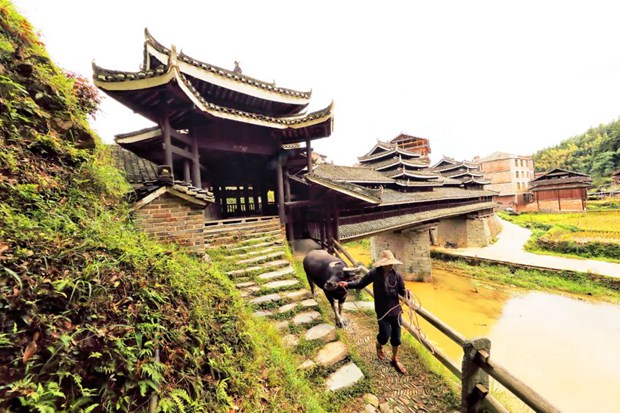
144;28;311;105
93;62;334;132
305;175;382;204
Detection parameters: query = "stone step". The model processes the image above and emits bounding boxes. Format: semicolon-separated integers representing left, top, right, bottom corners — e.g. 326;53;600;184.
304;323;337;343
228;239;282;251
225;246;282;260
204;228;282;243
314;340;349;368
282;334;299;348
325;362;364;391
235;281;256;288
276;298;318;314
203;219;280;236
225;259;290;277
252;310;272;317
258;266;295;280
248;293;281;305
210;234;283;250
292;310;321;326
261;279;299;290
281;289;312;301
238;251;285;265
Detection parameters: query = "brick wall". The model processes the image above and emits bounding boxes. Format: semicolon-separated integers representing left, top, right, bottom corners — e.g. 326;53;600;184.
134;193;205;254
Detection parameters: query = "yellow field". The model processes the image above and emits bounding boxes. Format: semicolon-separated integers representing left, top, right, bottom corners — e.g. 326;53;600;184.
512;211;620;232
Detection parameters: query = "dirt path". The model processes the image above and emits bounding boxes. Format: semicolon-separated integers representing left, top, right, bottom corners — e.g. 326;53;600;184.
338;309;459;413
436;217;620;278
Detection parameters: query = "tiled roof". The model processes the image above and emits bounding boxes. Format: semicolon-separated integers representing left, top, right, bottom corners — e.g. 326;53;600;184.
383;167;440;180
312;164;393;184
444;170;485;179
109;145;158;184
529;176;592;190
339;202;497;240
144;28;311;100
394;180;443;188
358;142;422;162
93;62;333;130
369;156;429;171
134;182;214;204
304;175;382;204
109;144;214;205
378;187;495;206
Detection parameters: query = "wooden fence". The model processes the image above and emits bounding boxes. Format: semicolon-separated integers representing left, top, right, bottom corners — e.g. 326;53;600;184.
333;240;561;413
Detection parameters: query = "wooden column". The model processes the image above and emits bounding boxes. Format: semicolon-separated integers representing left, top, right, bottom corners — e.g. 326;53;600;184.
161;115;172;169
306;137;312;173
284;171;291;202
276;157;286;225
461;338;491;413
183;146;191;183
191;132;201;188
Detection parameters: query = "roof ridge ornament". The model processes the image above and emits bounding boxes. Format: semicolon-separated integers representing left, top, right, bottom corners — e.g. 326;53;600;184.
234;61;242;75
168;45;179;70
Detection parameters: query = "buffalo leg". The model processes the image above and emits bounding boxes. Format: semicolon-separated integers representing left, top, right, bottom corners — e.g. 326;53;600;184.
337;299;347;326
328;296;344;328
306;274;316;297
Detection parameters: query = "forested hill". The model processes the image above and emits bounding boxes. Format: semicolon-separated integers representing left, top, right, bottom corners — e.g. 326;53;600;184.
533;118;620;189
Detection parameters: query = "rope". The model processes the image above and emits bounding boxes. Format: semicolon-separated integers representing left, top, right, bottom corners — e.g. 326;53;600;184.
345;286;435;354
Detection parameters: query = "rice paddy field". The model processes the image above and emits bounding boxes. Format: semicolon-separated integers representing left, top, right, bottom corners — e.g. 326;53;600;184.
501;209;620;260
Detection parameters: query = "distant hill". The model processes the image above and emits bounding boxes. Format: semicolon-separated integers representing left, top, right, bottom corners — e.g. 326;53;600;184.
533;118;620;189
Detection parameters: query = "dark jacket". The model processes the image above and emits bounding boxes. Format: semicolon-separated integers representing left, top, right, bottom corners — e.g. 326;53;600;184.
345;267;406;318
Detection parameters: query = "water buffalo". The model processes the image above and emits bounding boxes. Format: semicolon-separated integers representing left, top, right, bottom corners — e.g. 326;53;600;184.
302;249;360;327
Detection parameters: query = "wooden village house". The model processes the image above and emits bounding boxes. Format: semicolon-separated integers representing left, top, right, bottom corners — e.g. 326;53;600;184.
525;168;592;212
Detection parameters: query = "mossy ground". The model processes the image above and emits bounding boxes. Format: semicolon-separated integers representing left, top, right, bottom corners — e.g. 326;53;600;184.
0;3;327;411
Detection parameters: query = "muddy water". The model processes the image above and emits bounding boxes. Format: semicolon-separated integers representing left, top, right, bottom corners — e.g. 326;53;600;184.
345;245;620;412
406;270;620;412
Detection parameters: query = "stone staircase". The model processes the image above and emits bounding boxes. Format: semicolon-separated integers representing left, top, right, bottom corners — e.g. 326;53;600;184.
205;217;365;392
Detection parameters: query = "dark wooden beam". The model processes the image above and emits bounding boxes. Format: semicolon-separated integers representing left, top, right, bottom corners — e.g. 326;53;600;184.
306;137;312;173
191;130;202;188
198;136;276;156
285;200;320;208
276;157;286;225
170;130;193;146
161;115;172;168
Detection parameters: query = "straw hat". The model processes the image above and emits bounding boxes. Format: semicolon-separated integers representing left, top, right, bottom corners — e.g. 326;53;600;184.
373;250;403;267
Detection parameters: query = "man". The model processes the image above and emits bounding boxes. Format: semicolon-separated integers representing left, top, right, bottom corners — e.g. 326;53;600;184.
337;249;407;374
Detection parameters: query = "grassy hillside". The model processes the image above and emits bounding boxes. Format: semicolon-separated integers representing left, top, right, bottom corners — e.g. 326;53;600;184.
533;118;620;190
0;2;324;412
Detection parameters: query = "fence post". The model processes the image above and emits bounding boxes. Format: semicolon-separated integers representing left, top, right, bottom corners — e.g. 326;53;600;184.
461;337;491;413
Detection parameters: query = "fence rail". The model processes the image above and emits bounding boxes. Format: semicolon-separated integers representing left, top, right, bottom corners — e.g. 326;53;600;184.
333;240;561;413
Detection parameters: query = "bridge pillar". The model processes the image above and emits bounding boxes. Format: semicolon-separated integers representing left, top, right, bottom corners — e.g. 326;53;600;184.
437;212;499;248
370;224;434;282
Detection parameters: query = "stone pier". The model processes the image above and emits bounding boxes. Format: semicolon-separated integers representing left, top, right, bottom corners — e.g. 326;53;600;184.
370;224;434;282
436;211;499;249
369;212;500;283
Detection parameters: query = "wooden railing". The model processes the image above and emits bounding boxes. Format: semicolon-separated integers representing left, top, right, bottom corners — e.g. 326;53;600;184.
333;240;561;413
222;202;276;217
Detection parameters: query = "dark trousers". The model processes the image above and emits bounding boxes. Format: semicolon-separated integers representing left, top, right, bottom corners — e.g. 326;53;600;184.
377;314;402;347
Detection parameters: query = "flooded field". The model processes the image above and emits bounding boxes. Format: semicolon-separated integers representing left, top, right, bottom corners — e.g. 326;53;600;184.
406;269;620;412
345;244;620;412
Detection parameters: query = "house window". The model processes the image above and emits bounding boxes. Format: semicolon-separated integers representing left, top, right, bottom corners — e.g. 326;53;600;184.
515;159;518;167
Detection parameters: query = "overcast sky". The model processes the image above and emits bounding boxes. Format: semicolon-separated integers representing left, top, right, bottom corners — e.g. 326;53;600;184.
13;0;620;166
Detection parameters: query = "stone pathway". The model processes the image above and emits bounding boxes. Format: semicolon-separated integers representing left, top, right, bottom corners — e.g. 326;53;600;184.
338;308;460;413
436;217;620;278
206;217;366;394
